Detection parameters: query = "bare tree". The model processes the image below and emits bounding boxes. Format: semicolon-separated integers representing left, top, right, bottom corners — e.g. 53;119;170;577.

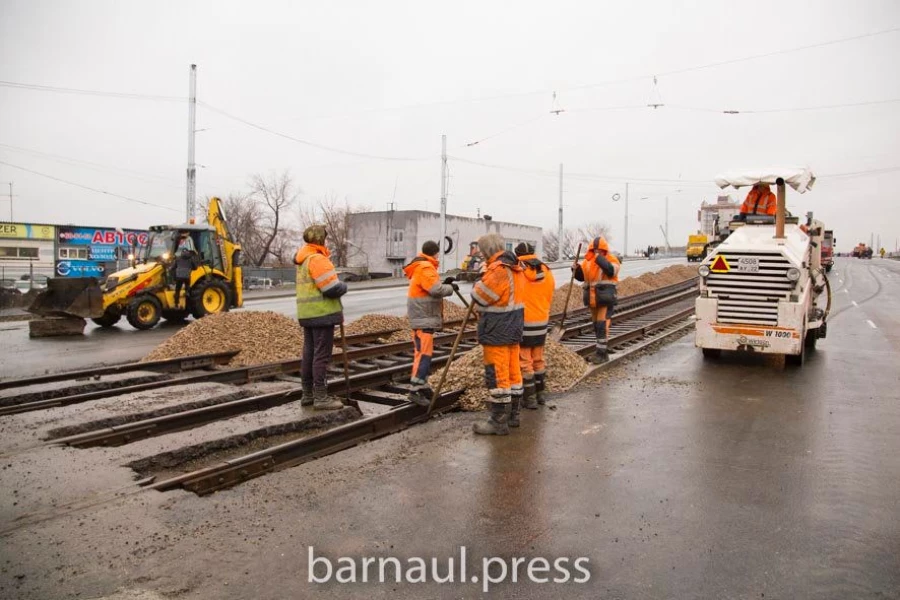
248;171;300;267
542;227;578;261
576;221;612;246
202;193;267;265
297;193;369;268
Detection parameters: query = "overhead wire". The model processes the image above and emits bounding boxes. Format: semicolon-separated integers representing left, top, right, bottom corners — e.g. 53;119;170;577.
0;160;182;213
664;98;900;114
0;80;183;102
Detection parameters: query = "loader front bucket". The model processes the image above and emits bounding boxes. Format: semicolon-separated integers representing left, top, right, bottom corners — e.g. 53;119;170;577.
27;277;104;319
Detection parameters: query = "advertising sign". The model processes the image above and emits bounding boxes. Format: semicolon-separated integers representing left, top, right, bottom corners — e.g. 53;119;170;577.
55;226;147;278
57;227;148;247
56;260;106;278
0;222;55;240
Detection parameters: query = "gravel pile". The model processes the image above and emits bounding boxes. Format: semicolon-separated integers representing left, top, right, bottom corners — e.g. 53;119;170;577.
442;299;469;322
550;283;583;315
344;314;409;336
430;341;587;411
143;311;304;367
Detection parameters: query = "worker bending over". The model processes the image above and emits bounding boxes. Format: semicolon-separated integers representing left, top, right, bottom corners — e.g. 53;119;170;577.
739;182;777;217
294;225;348;411
471;233;526;435
516;242;555;410
403;240;457;406
574;236;620;364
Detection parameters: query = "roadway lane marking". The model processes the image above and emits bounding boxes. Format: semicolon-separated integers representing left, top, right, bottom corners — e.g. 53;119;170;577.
867;320;877;329
852;300;858;307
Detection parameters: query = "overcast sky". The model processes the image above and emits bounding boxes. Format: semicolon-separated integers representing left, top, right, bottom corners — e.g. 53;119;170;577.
1;0;899;253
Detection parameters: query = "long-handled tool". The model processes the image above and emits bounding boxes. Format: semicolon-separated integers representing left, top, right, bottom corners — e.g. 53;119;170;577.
549;242;583;342
338;322;359;410
428;300;476;414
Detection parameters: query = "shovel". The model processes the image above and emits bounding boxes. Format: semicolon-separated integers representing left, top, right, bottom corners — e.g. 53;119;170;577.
428;300;476;415
549;242;583;342
338;323;359;411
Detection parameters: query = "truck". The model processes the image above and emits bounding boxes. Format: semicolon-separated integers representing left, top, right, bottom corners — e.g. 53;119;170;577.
686;233;709;262
852;243;873;259
696;168;830;367
821;230;834;272
28;198;243;331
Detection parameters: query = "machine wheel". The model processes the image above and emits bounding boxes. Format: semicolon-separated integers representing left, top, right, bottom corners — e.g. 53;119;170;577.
91;308;122;328
785;344;805;367
804;328;818;350
162;309;190;323
190;279;231;319
126;295;162;330
825;264;832;273
702;348;721;360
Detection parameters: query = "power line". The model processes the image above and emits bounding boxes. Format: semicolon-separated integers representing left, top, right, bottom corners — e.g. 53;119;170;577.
465;114;548;147
0;161;182;213
664;98;900;114
0;143;184;187
0;80;183;102
819;166;900;178
199;101;433;162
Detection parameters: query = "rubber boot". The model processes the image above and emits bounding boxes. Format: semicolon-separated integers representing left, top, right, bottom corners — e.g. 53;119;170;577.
589;321;609;365
300;384;314;407
313;386;344;411
473;400;510;435
522;378;538;409
535;373;548;405
509;395;522;428
407;385;433;408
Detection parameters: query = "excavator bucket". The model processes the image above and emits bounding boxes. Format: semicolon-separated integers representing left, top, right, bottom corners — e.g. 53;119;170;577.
27;277;104;319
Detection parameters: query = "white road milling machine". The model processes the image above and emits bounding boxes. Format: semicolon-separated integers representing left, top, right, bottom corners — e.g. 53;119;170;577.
695;168;831;366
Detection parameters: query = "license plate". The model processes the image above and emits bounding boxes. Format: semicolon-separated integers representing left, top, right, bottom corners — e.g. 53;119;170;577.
736;257;759;273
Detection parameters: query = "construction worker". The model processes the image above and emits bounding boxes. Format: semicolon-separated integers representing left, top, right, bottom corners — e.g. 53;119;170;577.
471;233;526;435
403;240;457;406
880;247;886;259
738;182;777;217
172;245;198;309
515;242;555;409
574;236;620;364
293;224;348;411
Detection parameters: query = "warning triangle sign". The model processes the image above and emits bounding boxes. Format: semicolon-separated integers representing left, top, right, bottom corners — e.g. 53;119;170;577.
710;255;730;273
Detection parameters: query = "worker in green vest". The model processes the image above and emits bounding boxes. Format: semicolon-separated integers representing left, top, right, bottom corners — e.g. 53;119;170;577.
293;224;348;410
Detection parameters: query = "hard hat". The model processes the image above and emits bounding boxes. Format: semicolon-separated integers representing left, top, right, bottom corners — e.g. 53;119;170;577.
591;236;610;253
303;224;328;244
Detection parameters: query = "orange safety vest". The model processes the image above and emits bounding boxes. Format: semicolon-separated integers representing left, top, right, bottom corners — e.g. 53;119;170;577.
471;251;526;346
403;253;453;330
518;253;555;346
580;249;620;308
740;188;777;216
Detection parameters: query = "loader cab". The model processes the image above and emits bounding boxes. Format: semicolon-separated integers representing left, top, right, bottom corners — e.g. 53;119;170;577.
143;225;224;272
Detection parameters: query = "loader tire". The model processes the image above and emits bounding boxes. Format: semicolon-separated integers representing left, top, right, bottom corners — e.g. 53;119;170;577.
190;279;230;319
162;309;189;323
126;295;162;330
91;308;122;328
785;344;805;367
702;348;721;360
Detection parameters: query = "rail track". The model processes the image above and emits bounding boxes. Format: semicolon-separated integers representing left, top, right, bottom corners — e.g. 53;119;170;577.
0;277;698;496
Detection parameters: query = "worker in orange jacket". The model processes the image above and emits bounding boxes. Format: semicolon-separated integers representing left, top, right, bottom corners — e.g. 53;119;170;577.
403;240;457;406
294;225;348;411
471;233;526;435
574;236;620;364
515;242;555;410
739;182;777;217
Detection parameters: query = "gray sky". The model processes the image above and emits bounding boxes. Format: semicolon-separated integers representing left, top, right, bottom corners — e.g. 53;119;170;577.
1;0;899;253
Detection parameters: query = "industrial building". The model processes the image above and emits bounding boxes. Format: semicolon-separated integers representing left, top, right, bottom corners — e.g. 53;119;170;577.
346;210;543;276
698;195;740;236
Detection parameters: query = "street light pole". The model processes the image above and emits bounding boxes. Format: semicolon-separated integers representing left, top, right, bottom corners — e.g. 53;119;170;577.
558;163;564;260
186;64;197;222
439;134;448;274
624;182;629;258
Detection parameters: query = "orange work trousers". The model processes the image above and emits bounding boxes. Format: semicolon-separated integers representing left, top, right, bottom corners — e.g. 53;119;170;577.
482;344;523;403
590;305;611;336
519;345;546;380
410;329;434;385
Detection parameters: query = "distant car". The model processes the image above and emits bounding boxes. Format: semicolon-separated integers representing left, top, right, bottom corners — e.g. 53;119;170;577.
14;280;34;293
0;279;15;290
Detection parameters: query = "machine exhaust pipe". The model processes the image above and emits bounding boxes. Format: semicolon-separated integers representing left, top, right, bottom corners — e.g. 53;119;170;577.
775;177;786;239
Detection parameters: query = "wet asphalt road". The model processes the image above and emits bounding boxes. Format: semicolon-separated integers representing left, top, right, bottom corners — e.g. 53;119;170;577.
1;257;898;600
0;258;685;379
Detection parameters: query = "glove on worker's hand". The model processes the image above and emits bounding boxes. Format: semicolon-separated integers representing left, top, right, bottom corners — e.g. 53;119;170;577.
450;282;460;292
443;276;457;285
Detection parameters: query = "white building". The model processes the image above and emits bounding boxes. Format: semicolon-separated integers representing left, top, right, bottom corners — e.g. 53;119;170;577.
346;210;543;277
698;195;740;237
0;222;56;282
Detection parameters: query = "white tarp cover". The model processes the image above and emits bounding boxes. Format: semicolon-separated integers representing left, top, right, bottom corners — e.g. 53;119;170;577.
714;168;816;193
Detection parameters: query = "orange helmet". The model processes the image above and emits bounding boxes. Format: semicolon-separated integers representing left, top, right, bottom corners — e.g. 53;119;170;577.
590;236;610;253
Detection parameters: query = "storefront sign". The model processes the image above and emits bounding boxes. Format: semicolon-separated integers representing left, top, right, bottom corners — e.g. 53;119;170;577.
0;222;55;240
57;227;148;247
56;260;106;278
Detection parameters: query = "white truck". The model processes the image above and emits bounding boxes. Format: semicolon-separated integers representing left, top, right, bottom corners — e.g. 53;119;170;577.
695;168;830;366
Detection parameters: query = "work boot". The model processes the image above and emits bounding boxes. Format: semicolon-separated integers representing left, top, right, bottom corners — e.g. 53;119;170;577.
589;321;609;365
473;401;510;436
522;378;538;410
313;386;343;411
535;373;548;405
300;384;314;407
589;350;609;365
407;385;433;408
509;395;522;428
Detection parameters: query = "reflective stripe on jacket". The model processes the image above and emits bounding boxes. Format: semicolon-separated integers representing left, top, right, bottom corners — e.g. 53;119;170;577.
471;251;525;346
294;243;345;326
518;254;555;347
403;253;454;330
578;249;620;308
740;188;777;215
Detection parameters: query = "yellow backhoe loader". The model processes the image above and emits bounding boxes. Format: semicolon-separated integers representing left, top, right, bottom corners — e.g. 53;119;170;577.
29;198;243;331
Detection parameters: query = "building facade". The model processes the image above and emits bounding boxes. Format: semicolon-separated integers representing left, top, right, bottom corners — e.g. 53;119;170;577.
347;210;543;277
698;195;740;237
0;222;56;282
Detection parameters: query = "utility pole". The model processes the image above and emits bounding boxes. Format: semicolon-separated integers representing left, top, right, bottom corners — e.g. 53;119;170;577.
439;134;448;274
558;163;564;260
186;64;197;222
665;195;669;255
624;182;630;258
876;234;881;251
6;182;11;221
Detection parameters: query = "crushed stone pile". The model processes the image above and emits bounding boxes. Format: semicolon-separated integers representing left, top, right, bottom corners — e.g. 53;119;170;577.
344;314;409;336
430;340;587;411
442;299;469;322
143;311;304;367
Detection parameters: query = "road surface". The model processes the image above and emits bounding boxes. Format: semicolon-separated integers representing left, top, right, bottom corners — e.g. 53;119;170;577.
0;258;686;379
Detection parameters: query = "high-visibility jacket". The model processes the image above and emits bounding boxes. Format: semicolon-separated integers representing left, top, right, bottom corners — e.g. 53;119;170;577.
576;249;620;308
471;251;525;346
518;253;555;347
403;253;454;330
293;243;347;326
740;188;777;216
